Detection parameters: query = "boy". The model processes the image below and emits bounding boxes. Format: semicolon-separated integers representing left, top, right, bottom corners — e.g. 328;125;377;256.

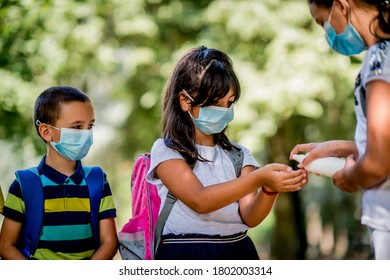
0;86;118;259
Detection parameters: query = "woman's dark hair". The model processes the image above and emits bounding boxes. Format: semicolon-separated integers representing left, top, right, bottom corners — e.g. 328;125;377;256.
309;0;390;39
162;46;241;165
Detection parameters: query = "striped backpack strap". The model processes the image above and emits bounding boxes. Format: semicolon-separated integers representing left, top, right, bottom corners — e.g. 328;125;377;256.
83;166;105;248
16;167;43;259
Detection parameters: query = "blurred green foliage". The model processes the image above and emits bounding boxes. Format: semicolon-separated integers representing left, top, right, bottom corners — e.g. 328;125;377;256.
0;0;370;259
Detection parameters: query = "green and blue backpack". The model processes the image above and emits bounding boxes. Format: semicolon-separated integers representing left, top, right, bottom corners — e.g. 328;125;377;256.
15;166;104;259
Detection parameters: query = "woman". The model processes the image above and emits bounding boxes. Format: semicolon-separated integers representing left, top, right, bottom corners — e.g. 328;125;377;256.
291;0;390;259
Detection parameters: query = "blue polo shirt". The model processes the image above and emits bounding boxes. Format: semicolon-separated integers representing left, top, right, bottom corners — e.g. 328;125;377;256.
2;156;116;260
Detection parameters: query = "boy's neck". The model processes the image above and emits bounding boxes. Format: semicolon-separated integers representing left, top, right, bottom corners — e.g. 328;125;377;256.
45;149;77;177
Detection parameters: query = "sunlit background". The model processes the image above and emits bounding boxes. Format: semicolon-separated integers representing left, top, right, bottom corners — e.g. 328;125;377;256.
0;0;371;259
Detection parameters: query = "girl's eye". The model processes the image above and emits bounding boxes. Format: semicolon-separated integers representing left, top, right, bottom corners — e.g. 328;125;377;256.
88;124;95;130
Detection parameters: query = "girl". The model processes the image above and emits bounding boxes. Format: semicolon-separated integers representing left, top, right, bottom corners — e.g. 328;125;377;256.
146;46;307;260
290;1;390;259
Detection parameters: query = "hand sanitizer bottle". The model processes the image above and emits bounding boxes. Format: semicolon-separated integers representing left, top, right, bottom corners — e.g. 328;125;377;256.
292;153;346;177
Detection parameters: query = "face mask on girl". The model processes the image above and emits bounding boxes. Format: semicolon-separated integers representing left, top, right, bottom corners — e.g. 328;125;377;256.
37;120;94;160
184;91;234;135
323;1;367;56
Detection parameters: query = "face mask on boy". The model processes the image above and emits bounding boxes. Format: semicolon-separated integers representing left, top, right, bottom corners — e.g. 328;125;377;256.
37;121;93;160
324;1;366;56
184;91;234;135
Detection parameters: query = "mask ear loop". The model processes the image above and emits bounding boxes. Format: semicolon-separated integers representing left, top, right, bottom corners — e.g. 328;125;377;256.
182;90;194;102
181;90;197;120
181;90;205;107
36;120;61;131
327;1;336;25
327;1;352;30
345;1;351;24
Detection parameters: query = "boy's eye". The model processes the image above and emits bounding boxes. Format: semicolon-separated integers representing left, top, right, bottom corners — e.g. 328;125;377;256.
70;123;94;129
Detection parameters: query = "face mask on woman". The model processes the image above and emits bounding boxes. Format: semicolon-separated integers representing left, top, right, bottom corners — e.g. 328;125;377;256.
324;1;367;56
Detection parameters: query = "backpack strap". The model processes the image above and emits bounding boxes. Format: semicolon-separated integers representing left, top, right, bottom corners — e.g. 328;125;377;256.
225;142;244;178
83;166;105;249
359;85;367;118
153;142;244;256
153;191;176;255
16;167;43;259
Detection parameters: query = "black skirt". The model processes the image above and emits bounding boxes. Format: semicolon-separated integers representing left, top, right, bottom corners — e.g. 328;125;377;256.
155;232;260;260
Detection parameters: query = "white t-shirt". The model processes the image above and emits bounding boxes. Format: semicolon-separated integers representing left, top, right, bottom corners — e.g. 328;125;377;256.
354;40;390;231
145;138;260;236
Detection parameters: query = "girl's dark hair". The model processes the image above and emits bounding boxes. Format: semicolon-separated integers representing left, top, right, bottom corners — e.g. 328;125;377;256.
309;0;390;39
34;86;90;140
162;46;241;165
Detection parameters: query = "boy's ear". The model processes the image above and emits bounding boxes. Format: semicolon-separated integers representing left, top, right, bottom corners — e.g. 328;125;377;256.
179;91;192;112
38;124;53;142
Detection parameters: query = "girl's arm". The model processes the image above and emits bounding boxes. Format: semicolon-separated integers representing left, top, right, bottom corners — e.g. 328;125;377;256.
155;159;306;214
90;218;118;260
0;218;26;260
335;80;390;190
238;165;278;227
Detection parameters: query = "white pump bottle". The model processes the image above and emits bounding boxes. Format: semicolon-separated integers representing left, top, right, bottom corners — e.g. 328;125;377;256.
292;153;346;177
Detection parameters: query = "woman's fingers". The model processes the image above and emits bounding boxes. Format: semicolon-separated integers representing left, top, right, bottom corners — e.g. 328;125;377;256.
289;143;317;159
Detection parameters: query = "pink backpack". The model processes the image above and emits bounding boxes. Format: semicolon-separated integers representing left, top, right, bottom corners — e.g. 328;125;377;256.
118;153;165;260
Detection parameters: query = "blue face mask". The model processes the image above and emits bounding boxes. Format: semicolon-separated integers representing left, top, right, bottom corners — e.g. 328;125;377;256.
184;91;234;135
189;105;234;135
324;2;366;56
46;124;94;161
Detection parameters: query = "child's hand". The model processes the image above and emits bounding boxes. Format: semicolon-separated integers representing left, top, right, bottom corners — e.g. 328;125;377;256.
260;163;307;193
